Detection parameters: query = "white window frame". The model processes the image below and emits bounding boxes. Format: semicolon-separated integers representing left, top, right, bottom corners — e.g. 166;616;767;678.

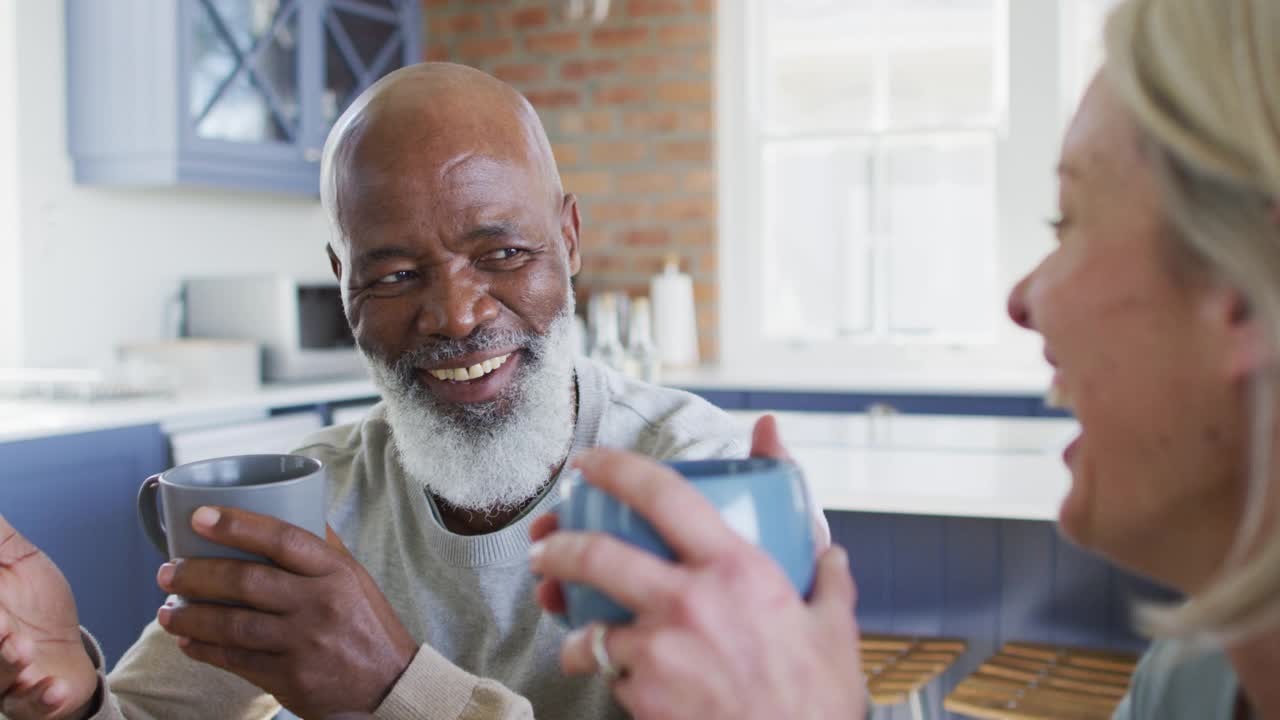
0;0;20;367
717;0;1070;384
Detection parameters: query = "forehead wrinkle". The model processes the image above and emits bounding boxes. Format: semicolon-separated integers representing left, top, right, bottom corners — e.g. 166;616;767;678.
338;96;558;248
439;150;479;183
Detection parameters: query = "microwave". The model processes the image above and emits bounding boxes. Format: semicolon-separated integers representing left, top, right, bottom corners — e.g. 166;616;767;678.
184;274;362;383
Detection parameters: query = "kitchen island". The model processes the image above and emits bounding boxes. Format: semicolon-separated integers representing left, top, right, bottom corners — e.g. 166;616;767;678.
1;372;1156;720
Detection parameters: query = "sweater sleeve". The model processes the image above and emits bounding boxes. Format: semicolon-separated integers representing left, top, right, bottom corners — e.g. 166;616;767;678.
75;625;534;720
374;643;534;720
82;621;279;720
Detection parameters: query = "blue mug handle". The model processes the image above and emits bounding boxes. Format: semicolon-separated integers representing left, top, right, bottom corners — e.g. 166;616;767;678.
137;474;168;555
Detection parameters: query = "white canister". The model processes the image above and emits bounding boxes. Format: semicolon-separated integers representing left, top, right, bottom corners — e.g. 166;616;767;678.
649;256;700;368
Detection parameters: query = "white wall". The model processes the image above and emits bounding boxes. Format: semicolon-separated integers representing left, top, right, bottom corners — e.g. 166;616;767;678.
0;0;21;367
13;1;334;368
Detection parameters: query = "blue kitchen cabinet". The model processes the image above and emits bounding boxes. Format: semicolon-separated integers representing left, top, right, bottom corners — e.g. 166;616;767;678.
66;0;421;195
0;425;170;670
831;511;1173;720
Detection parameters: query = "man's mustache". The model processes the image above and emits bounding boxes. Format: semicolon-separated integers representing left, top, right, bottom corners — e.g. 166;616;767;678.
392;326;542;371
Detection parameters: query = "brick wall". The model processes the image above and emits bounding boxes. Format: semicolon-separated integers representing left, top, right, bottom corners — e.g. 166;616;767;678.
421;0;718;361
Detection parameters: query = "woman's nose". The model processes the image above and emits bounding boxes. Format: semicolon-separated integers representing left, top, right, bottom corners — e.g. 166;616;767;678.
1007;274;1034;330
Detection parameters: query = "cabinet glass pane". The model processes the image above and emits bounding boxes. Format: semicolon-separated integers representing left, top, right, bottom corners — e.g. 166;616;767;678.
197;72;288;143
325;6;402;125
190;7;236;118
337;10;397;67
190;0;300;144
762;140;874;341
884;137;997;336
207;0;273;50
342;0;396;11
255;8;300;134
324;23;359;125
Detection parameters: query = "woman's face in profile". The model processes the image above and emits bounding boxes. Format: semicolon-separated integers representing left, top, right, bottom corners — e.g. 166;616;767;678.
1006;74;1252;590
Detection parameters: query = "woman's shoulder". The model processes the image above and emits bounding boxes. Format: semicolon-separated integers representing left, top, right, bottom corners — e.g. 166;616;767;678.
1113;640;1239;720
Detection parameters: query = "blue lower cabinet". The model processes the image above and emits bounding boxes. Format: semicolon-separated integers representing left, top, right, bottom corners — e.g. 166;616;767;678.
829;511;1174;719
0;425;170;670
750;391;1045;416
679;389;750;410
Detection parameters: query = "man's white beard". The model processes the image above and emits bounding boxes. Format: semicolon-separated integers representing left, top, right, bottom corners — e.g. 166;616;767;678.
360;298;576;514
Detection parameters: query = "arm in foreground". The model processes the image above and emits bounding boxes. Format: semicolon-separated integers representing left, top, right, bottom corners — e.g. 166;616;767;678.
529;423;864;720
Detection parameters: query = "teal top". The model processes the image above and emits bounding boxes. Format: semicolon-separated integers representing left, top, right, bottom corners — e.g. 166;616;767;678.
1113;641;1244;719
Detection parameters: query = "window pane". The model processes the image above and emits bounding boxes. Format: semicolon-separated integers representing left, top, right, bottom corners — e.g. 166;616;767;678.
762;140;874;341
761;0;1002;135
884;0;1000;128
1062;0;1122;113
883;136;997;337
762;0;879;134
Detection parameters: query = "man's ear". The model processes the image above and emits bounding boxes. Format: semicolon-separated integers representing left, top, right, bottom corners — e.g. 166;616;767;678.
560;193;582;276
1209;285;1270;380
327;243;343;282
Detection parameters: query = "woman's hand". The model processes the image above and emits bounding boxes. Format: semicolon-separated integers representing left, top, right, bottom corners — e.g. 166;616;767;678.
0;515;98;720
529;418;863;720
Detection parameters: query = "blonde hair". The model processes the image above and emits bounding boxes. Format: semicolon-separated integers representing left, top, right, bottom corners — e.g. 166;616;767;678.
1104;0;1280;645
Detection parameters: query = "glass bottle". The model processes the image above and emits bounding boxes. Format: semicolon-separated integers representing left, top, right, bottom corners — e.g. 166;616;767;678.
588;293;627;373
625;297;661;384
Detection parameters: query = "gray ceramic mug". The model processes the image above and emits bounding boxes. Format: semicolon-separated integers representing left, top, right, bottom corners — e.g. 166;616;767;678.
137;454;328;564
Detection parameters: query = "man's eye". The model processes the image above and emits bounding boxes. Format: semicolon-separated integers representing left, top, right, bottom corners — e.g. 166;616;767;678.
376;270;416;285
485;248;523;261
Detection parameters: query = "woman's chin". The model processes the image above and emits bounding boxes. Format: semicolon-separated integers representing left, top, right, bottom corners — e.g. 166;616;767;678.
1056;483;1096;549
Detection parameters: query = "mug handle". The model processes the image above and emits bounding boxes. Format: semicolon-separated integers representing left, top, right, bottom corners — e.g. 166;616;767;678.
137;474;168;556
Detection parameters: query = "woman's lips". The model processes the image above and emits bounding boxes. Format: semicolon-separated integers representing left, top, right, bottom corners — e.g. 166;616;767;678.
1063;434;1081;465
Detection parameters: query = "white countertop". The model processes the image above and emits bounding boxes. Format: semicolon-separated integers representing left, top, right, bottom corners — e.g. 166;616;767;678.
734;411;1077;521
0;362;1053;445
1;381;1073;520
0;378;379;444
664;364;1052;396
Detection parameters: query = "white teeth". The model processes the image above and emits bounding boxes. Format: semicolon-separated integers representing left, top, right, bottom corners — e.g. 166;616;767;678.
429;353;512;383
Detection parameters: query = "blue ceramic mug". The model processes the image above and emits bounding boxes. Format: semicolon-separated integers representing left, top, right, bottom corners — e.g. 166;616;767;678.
556;457;817;629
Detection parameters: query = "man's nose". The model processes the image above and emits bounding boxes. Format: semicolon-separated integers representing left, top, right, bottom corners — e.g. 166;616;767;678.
417;272;500;339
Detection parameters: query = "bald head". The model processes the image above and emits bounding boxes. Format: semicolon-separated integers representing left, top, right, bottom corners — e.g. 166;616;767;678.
320;62;563;260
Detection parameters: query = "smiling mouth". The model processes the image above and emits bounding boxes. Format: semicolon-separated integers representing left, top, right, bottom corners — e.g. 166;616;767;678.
425;353;513;382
